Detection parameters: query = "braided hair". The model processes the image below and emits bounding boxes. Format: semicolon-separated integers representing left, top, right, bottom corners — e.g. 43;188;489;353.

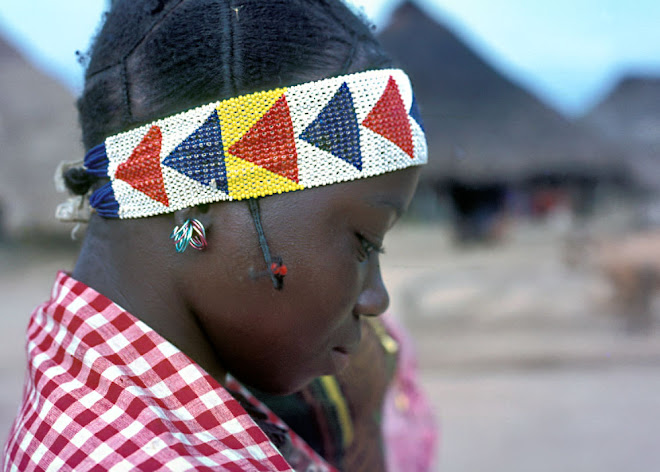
78;0;390;149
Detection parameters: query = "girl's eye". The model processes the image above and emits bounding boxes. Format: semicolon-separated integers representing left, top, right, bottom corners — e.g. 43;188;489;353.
356;233;385;262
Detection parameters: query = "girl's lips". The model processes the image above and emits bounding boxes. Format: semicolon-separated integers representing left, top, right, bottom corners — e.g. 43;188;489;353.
333;346;349;355
331;347;351;372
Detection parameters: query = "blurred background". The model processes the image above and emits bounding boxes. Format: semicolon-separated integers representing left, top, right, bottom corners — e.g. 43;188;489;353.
1;1;659;470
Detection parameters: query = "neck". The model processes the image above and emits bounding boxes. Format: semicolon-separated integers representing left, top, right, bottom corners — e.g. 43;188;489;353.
73;215;228;385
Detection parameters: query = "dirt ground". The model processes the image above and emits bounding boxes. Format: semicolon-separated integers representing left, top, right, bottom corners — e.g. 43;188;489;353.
1;219;659;471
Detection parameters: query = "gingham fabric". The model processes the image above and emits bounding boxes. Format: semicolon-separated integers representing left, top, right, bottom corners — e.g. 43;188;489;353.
3;272;335;472
82;68;427;219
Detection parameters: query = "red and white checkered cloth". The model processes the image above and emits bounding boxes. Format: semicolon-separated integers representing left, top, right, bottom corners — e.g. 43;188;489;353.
3;272;335;471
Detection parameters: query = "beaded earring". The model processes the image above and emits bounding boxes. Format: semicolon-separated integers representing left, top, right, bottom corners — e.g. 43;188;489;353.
170;219;208;253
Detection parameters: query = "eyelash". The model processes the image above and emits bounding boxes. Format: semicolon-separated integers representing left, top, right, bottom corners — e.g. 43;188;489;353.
356;233;385;261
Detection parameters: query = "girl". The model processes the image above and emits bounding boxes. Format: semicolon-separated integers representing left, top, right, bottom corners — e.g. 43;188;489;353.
4;1;428;470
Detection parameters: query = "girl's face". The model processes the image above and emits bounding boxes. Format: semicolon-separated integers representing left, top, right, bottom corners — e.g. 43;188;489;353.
183;166;420;394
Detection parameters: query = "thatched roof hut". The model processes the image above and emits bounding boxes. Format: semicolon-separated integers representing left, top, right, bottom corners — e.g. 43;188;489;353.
581;76;660;191
0;36;82;238
378;1;627;185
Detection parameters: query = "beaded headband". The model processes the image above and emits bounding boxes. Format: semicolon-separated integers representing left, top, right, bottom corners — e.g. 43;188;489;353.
80;69;427;219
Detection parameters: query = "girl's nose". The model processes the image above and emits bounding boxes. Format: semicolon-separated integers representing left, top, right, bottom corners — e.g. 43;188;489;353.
353;258;390;317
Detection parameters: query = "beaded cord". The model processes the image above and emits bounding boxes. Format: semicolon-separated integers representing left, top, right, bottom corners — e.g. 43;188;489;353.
81;69;427;219
248;199;287;290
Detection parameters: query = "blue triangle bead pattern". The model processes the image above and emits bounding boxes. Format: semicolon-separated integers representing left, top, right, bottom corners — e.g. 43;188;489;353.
409;95;425;132
162;109;228;194
299;82;363;171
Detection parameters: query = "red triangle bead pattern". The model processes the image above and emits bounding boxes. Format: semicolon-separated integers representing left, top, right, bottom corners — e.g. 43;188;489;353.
228;95;300;183
115;125;170;208
362;76;415;159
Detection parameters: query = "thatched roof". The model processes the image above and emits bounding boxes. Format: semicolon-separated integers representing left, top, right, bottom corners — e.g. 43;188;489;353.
581;76;660;191
378;1;627;184
0;36;82;237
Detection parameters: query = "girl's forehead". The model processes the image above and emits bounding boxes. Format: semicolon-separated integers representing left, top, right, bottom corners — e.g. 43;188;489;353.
264;166;420;222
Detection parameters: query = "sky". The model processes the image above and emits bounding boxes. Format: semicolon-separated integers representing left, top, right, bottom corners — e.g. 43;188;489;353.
1;0;660;117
